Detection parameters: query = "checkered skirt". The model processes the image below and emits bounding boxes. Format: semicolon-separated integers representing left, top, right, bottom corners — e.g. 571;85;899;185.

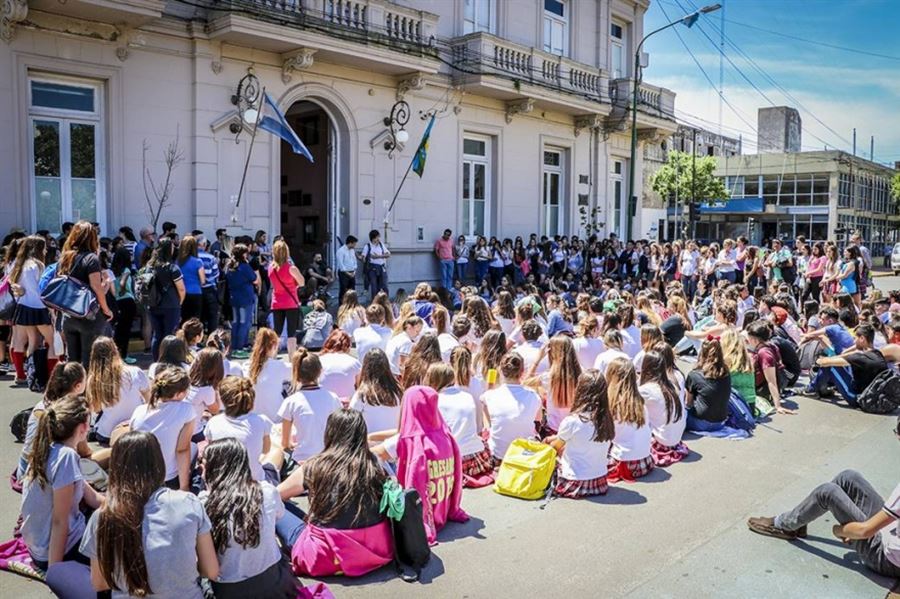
553;470;609;499
462;444;494;477
650;438;690;467
606;455;654;483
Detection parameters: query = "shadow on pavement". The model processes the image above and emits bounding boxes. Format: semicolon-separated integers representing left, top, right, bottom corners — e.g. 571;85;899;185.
789;539;898;591
438;515;486;543
584;486;647;506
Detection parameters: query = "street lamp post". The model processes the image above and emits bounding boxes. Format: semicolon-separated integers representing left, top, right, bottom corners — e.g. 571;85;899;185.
625;3;721;242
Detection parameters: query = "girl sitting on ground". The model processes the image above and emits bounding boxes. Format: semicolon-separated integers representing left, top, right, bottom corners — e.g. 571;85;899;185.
571;315;605;372
148;334;190;379
424;362;492;480
480;352;543;466
186;347;224;442
348;349;403;441
244;328;292;423
336;289;366;338
317;329;362;403
545;369;615;499
208;329;244;376
720;328;757;413
473;329;508;390
639;350;689;467
605;357;653;483
20;395;102;570
684;338;733;432
401;332;443;390
531;336;581;436
200;437;296;598
278;349;341;464
79;431;218;597
177;317;205;358
86;336;151;447
632;323;663;376
205;376;283;485
129;366;196;491
277;409;393;577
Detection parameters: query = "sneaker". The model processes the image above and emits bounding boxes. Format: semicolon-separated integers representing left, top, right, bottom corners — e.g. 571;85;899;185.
747;517;807;540
124;357;138;365
795;387;818;398
231;350;250;360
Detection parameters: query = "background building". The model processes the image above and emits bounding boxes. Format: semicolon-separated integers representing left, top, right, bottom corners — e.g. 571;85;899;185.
0;0;677;286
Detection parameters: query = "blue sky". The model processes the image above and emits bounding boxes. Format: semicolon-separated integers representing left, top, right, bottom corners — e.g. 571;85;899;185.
643;0;900;164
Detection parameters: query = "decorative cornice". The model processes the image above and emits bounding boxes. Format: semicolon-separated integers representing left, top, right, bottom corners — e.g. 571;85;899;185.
574;114;603;137
281;47;316;84
505;98;534;124
396;72;426;101
1;0;28;43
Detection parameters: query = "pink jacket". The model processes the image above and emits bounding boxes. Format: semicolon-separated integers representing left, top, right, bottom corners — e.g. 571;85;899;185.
291;520;393;577
395;386;469;544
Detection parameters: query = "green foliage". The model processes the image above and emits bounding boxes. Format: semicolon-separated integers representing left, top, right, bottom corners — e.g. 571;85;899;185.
891;172;900;205
650;150;729;204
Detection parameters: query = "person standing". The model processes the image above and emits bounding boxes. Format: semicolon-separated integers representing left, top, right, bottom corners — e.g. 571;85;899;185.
133;226;155;270
268;240;305;356
360;229;390;299
197;235;221;333
146;238;186;361
849;232;872;298
225;244;260;353
454;234;470;283
335;235;358;303
176;235;206;325
434;229;454;290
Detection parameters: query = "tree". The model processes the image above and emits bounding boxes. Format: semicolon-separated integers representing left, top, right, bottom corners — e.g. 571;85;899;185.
891;172;900;206
650;150;729;206
142;126;184;230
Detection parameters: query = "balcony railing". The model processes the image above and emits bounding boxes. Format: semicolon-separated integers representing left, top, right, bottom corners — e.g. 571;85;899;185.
451;32;605;102
609;78;676;120
214;0;438;48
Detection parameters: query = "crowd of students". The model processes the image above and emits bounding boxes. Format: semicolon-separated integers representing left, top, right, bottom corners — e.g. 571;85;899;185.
3;220;900;594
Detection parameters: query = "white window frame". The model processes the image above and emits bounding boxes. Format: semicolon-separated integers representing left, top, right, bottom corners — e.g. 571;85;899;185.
463;0;495;34
27;74;105;234
610;20;627;79
542;0;568;56
462;135;492;239
542;148;565;237
611;159;624;238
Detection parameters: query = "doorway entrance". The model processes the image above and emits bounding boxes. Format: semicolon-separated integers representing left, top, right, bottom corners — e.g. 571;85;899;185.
280;101;334;268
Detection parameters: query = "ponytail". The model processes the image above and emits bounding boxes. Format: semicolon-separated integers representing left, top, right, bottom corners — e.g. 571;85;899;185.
290;348;322;392
26;396;90;488
148;367;190;408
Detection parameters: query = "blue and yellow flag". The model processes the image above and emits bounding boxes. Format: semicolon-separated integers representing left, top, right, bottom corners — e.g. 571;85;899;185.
411;114;435;177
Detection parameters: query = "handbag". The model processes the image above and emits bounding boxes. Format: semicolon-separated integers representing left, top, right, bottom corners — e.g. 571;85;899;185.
0;277;17;321
41;254;99;320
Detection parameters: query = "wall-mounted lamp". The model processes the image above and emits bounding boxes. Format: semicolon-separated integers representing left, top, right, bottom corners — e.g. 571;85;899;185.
229;71;262;138
383;99;410;158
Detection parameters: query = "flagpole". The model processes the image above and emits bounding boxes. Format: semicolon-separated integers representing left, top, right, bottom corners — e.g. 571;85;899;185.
234;86;265;214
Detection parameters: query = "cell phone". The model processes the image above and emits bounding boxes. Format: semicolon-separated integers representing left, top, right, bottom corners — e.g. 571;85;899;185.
486;368;498;384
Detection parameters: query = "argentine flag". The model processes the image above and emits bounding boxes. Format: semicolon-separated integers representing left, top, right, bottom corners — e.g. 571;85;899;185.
258;92;313;162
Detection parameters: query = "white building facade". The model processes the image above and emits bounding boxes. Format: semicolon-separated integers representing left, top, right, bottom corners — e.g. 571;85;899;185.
1;0;676;284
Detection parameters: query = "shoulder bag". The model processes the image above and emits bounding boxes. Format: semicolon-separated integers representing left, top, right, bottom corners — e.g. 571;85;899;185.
41;254;99;320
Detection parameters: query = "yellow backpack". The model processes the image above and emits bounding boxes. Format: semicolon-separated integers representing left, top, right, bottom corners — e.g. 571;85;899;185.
493;439;556;500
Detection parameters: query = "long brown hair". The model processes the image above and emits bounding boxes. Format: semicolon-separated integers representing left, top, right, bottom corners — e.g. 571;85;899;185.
605;357;646;427
219;375;255;417
449;345;473;388
474;329;507;379
86;336;125;411
203;438;263;554
639;323;663;351
373;292;395;329
176;235;198;265
640;351;682;424
44;362;86;405
570;369;615;442
355;349;402;407
544;336;581;409
336;290;362;328
697;338;728;379
96;431;165;596
148;366;190;408
247;328;279;384
401;333;442;389
464;295;495;338
189;348;225;388
304;409;386;527
9;235;46;283
290;348;322;391
423;362;455;392
58;221;98;275
494;291;516;320
26;395;90;489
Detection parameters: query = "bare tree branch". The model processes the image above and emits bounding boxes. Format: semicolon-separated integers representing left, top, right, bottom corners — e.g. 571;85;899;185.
141;125;184;230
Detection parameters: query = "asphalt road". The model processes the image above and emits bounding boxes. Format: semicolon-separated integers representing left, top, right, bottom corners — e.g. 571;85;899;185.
1;275;898;598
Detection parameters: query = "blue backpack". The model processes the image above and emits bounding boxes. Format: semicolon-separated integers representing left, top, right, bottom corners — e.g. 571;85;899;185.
38;262;58;292
726;391;757;432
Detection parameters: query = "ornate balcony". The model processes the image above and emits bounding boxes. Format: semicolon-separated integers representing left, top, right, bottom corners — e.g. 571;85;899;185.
607;78;678;137
207;0;441;76
449;32;609;117
26;0;166;27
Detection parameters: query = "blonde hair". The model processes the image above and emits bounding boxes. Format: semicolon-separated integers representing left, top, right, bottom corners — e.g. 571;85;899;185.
449;346;473;388
423;362;455;392
544;336;581;409
86;336;124;411
720;329;752;374
272;240;290;267
605;357;645;427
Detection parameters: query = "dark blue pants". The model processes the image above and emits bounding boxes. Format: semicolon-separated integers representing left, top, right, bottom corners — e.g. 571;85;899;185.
366;264;387;299
149;306;181;361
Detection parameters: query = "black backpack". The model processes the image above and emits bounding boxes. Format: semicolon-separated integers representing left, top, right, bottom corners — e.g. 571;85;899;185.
390;488;431;582
856;370;900;414
10;407;32;443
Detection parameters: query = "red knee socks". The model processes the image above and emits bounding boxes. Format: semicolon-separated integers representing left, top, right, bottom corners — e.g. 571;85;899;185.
46;357;59;375
10;350;26;380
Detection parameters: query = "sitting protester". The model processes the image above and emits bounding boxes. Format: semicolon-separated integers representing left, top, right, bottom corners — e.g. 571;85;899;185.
480;352;543;466
639;351;689;466
813;323;888;408
605;357;653;482
745;321;796;415
685;338;734;431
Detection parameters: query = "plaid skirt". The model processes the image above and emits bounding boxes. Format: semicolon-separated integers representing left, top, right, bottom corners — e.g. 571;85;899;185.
607;455;654;483
650;438;690;467
554;470;608;499
462;445;494;477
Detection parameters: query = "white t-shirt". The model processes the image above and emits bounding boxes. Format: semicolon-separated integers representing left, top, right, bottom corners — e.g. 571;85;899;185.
204;412;271;482
94;366;149;438
353;324;392;362
148;362;190;380
882;482;900;567
467;376;486;402
639;382;686;448
680;249;699;277
318;352;361;401
515;341;547;375
482;384;542;459
385;332;415;376
438;333;460;363
130;400;196;480
348;393;401;435
557;414;610;480
496;316;516;337
572;336;605;372
277;387;341;462
620;325;641;359
185;385;217;434
222;358;244;377
437;386;483;456
609;409;652;462
633;350;646;376
594;348;630;375
244;358;291;423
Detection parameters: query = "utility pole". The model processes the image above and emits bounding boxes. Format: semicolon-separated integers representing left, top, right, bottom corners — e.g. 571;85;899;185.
691;128;698;239
674;153;680;240
870;135;874;161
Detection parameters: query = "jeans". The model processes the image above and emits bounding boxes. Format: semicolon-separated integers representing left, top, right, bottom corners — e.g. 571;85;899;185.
717;270;737;283
474;260;489;284
455;262;468;283
439;259;454;290
113;297;137;359
489;266;504;288
201;286;220;333
366;264;387;299
63;314;108;367
775;470;900;578
275;502;308;555
683;275;698;301
686;410;726;432
232;304;253;350
149;306;181;361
